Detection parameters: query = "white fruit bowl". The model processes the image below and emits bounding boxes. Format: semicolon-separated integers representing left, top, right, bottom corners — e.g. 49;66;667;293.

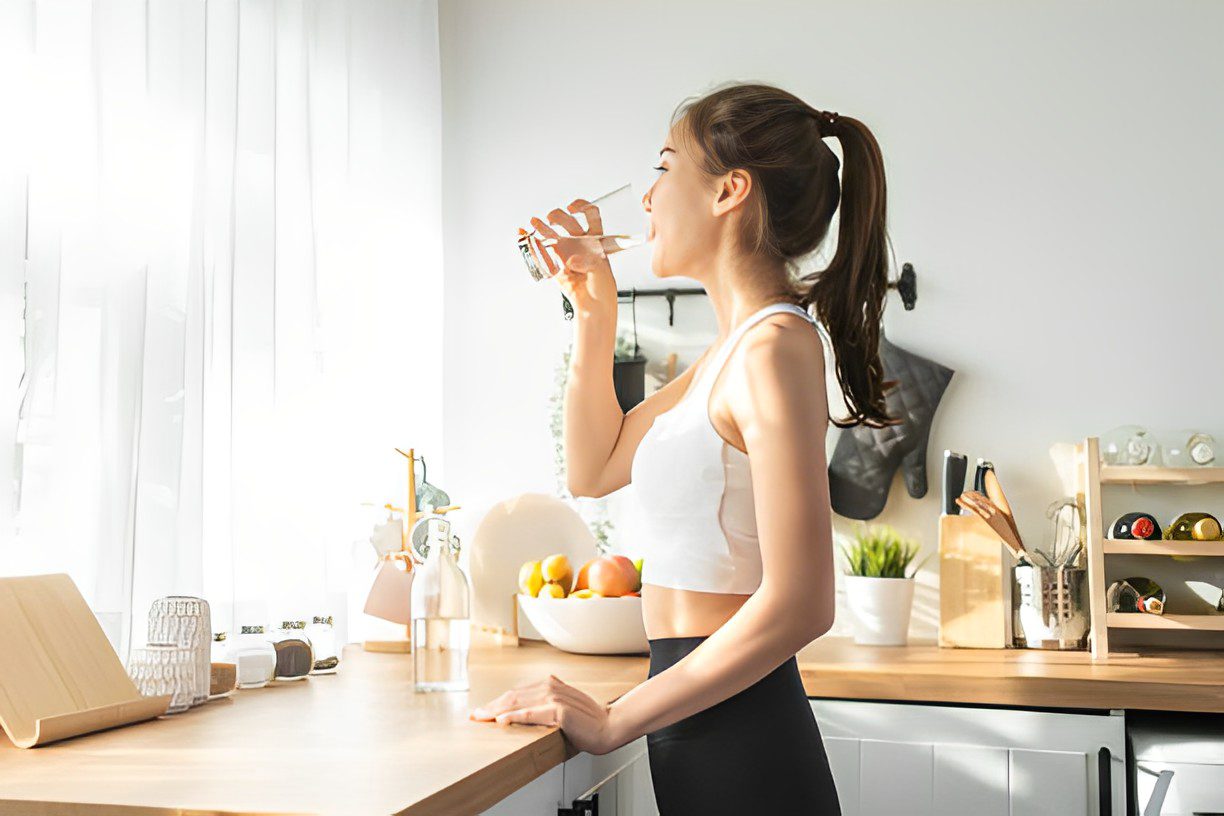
517;593;649;655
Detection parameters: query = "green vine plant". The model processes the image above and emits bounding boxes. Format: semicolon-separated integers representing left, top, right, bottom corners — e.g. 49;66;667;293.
839;522;929;579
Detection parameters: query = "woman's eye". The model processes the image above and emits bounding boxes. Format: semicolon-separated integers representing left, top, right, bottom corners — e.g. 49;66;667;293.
652;165;666;175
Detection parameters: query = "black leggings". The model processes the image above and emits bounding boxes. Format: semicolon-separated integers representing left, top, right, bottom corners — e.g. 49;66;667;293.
646;636;842;815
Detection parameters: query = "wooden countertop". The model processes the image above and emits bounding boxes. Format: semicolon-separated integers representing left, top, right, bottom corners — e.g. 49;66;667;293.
2;637;1222;815
795;637;1224;714
0;642;645;816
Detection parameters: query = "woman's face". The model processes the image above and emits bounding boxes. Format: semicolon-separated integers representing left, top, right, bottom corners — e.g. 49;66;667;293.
642;125;724;280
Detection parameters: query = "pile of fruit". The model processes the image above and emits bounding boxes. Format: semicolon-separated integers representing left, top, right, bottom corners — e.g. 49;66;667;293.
518;554;643;599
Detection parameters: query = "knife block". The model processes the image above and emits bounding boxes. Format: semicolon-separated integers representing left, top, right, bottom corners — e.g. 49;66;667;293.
938;513;1015;649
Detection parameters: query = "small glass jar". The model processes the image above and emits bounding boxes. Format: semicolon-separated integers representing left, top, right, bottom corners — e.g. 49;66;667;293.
211;631;229;664
271;621;314;681
227;625;277;689
305;615;340;674
127;642;196;714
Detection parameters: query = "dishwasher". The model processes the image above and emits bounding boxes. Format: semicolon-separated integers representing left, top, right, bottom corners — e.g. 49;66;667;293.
1129;711;1224;816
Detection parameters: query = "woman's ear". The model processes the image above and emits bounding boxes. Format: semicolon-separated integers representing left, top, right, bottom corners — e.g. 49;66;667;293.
712;169;753;217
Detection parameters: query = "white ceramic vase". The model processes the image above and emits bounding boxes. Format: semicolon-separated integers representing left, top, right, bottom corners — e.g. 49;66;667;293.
844;575;915;646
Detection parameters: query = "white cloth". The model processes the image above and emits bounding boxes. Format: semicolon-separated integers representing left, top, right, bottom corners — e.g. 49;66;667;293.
0;0;443;656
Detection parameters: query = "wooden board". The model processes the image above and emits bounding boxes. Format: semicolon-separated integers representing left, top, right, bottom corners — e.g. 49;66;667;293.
938;513;1010;649
0;574;169;748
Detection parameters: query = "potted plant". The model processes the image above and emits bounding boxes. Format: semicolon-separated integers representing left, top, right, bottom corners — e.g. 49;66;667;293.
839;523;928;646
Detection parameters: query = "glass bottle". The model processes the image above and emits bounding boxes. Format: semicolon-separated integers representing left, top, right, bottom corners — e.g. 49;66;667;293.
271;620;314;681
1165;512;1222;541
227;625;276;689
306;615;340;674
410;513;471;692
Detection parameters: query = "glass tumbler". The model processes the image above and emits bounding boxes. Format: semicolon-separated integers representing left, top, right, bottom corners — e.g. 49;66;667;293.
126;643;196;714
516;183;651;318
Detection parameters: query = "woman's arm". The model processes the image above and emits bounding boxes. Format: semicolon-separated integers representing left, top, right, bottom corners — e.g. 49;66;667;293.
605;315;835;743
563;305;622;496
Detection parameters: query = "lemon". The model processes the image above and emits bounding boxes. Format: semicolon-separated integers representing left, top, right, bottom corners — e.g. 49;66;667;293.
518;560;544;597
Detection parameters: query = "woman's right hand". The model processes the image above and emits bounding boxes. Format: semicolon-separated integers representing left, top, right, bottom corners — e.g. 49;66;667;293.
526;199;619;319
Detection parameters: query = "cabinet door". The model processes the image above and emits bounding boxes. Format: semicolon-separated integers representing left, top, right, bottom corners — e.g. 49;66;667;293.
811;699;1124;816
1010;748;1090;816
563;735;649;803
478;764;563;816
859;740;933;816
613;751;659;816
822;736;861;816
934;744;1009;816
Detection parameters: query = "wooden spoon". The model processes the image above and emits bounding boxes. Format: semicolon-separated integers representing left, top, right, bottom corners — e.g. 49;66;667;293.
983;469;1023;547
956;491;1030;563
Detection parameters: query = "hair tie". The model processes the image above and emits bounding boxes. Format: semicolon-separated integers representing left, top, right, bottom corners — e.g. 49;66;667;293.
813;108;839;128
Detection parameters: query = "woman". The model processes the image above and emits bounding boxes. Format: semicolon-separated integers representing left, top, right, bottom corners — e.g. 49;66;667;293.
470;81;896;814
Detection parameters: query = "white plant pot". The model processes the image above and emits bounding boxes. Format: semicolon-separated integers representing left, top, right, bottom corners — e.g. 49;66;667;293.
844;575;915;646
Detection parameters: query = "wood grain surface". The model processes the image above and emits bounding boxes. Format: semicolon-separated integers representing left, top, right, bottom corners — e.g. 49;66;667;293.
3;637;1222;815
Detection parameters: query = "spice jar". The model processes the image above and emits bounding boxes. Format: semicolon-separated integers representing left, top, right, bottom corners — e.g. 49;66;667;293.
305;615;340;674
227;625;277;689
272;621;314;681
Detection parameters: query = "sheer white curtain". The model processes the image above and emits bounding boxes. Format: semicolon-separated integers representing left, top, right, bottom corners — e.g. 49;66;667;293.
0;0;443;656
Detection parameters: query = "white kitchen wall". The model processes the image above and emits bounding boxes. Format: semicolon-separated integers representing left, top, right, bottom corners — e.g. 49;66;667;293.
437;0;1224;642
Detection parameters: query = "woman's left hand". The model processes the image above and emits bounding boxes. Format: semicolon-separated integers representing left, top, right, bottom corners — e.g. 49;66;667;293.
469;674;623;756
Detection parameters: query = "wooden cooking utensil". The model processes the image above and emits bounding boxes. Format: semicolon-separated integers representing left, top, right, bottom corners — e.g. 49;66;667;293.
983;469;1023;546
956;491;1029;563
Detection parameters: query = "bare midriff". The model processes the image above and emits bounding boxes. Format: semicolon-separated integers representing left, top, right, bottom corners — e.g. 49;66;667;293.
640;582;752;639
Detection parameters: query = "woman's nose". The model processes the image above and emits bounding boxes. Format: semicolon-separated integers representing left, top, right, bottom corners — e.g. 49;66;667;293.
641;189;651;212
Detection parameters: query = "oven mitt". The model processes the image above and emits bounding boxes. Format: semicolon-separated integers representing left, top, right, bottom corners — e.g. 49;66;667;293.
828;335;954;520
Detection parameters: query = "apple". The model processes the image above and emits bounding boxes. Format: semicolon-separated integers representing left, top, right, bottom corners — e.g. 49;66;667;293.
574;559;593;592
610;555;641;592
587;555;637;597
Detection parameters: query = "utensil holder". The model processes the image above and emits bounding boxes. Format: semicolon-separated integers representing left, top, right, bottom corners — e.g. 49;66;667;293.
1012;564;1089;650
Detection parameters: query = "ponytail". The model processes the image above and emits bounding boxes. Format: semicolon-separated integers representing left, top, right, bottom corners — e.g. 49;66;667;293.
798;111;899;429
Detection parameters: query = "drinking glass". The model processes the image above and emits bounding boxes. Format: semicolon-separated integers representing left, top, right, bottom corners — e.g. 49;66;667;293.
516;183;651;317
126;643;196;714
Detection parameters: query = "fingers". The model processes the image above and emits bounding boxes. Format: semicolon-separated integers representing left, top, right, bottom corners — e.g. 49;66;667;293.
470;675;598;722
470;675;554;719
546;208;585;237
525;231;560;279
529;216;559;240
568;199;603;235
494;703;559;726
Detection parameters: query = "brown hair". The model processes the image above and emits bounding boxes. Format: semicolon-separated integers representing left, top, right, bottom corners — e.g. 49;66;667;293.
670;82;899;429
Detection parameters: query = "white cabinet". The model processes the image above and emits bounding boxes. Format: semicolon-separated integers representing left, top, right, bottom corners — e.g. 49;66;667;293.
480;765;565;816
479;736;658;816
812;699;1126;816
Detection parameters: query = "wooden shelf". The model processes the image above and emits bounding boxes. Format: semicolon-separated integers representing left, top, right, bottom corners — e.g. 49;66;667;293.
1082;437;1224;659
1102;538;1224;556
1106;613;1224;631
1099;465;1224;485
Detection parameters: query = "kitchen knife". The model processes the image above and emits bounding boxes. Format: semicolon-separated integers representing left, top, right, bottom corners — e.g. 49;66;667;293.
973;458;994;494
942;450;968;515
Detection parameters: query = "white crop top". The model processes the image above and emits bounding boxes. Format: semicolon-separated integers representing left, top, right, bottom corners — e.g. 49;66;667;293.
629;301;823;594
